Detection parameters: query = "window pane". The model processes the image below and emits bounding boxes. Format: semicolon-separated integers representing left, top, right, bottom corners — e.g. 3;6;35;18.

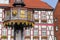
20;10;27;19
2;28;7;36
41;11;47;23
25;29;30;36
0;18;2;22
28;11;32;20
42;30;46;36
34;12;39;23
15;0;21;3
55;36;57;40
0;14;2;17
34;29;38;36
0;0;9;4
12;9;18;17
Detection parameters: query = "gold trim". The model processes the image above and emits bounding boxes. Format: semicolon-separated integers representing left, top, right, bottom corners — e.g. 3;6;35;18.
4;20;34;27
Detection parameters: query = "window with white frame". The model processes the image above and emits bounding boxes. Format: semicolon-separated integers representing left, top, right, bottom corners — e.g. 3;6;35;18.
5;10;11;20
28;10;32;21
0;0;9;4
55;36;57;40
41;26;47;36
2;28;7;36
25;29;30;36
42;30;46;36
14;0;22;3
41;11;47;23
34;29;38;36
34;11;39;23
12;9;18;19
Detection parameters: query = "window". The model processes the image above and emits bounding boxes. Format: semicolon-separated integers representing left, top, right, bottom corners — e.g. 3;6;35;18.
55;36;57;40
34;11;39;23
34;29;38;36
15;0;22;3
12;9;17;16
25;29;30;36
28;11;32;20
20;10;27;19
2;28;7;36
42;30;46;36
41;11;47;23
0;0;9;4
56;26;58;31
41;26;47;36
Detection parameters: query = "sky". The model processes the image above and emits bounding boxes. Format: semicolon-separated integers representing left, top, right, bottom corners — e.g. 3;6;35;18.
42;0;58;8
